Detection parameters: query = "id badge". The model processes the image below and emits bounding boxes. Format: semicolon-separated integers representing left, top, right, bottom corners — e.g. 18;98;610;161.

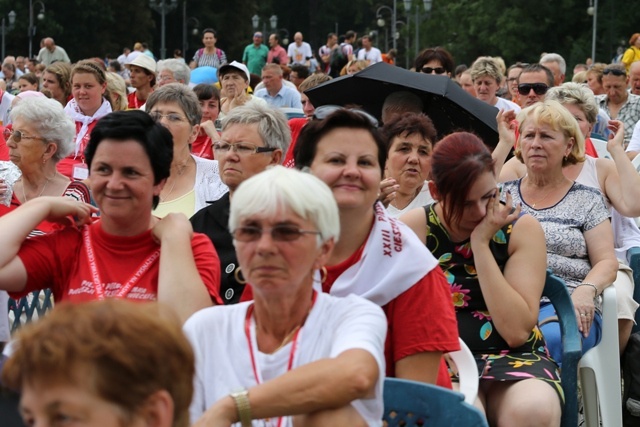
73;163;89;180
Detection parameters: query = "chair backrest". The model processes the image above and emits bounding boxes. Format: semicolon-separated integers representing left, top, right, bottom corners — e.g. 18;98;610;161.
447;337;478;405
7;290;54;332
383;377;488;427
627;247;640;333
590;137;611;159
542;270;582;427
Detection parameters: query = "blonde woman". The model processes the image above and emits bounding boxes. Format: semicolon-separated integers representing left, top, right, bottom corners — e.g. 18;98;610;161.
106;72;128;111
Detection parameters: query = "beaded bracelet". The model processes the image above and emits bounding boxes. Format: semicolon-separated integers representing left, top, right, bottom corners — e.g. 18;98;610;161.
577;282;599;297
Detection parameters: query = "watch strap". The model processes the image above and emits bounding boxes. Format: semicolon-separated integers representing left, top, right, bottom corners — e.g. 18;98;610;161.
230;389;252;427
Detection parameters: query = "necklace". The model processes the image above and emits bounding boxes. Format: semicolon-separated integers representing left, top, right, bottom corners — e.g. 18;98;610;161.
524;178;562;208
21;177;52;203
161;159;191;202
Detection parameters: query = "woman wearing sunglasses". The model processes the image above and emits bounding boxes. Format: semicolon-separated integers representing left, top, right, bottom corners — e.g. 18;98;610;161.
191;102;289;304
414;46;454;77
286;109;459;388
146;83;227;218
0;97;90;234
186;165;387;427
0;110;221;324
400;132;563;425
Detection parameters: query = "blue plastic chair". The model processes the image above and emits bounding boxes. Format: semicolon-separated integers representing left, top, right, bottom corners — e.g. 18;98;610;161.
383;377;488;426
7;289;54;331
627;246;640;333
542;270;582;427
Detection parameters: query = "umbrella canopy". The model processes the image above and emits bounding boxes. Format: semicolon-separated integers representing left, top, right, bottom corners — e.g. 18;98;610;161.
305;62;500;148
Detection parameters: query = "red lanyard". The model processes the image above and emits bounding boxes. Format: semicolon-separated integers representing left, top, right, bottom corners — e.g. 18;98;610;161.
244;291;317;427
83;225;160;299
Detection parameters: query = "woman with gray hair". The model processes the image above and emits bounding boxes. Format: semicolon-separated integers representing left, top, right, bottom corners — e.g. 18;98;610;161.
469;56;520;112
185;165;386;426
157;58;191;87
191;101;290;304
145;83;227;218
0;97;90;235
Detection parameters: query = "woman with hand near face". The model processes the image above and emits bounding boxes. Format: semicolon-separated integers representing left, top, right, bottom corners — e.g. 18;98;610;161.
191;83;222;160
218;62;266;118
59;60;113;180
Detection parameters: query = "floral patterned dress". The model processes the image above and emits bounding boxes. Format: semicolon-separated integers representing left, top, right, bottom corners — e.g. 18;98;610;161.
424;204;563;401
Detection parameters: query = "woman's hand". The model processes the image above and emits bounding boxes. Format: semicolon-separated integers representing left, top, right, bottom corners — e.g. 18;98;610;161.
0;178;10;200
470;188;521;245
200;120;220;140
39;197;97;226
571;285;597;337
497;109;518;150
606;120;625;154
151;212;193;244
378;178;398;208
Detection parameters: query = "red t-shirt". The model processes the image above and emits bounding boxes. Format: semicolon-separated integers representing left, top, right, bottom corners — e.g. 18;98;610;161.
192;133;215;160
0;126;9;161
57;121;100;180
14;221;222;305
241;236;459;388
127;91;146;110
283;118;307;168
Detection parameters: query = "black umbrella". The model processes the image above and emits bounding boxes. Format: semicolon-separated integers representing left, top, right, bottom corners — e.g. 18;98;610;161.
305;62;500;148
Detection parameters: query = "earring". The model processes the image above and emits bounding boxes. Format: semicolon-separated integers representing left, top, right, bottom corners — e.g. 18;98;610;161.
320;266;328;283
563;155;568;162
234;267;246;284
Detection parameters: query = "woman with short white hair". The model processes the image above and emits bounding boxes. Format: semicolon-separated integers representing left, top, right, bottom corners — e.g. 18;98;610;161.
157;58;191;86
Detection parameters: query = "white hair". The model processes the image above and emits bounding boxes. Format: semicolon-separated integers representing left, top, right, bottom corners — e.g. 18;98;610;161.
540;53;566;75
157;58;191;84
229;166;340;246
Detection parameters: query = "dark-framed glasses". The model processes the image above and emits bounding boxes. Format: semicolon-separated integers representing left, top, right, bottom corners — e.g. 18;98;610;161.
149;111;188;124
603;68;626;77
3;128;44;143
212;141;277;156
421;66;446;75
232;225;322;242
312;105;379;127
517;83;549;96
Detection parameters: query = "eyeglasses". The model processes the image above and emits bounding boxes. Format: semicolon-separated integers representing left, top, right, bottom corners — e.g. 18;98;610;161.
157;74;176;83
421;66;446;75
603;68;626;77
517;83;549;96
149;112;189;124
3;128;44;143
232;225;322;242
313;105;379;127
212;141;277;156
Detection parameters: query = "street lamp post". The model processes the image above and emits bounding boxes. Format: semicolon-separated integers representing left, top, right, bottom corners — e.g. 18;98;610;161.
251;14;278;39
181;0;199;58
404;0;433;59
28;0;45;58
2;11;16;60
150;0;178;60
587;0;598;62
376;6;394;52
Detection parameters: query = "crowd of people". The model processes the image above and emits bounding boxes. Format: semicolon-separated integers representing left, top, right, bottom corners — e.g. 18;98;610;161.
0;25;639;427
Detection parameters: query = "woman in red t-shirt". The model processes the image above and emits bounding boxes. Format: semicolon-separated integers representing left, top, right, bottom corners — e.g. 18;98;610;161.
191;83;222;160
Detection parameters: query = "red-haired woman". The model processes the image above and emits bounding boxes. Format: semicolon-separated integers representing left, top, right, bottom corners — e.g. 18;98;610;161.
401;132;562;425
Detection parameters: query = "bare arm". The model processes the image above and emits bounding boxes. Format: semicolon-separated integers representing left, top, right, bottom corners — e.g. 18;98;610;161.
194;349;379;427
601;120;640;217
0;197;95;292
395;352;442;384
399;206;429;245
189;60;197;69
153;213;213;323
471;192;546;347
491;109;517;178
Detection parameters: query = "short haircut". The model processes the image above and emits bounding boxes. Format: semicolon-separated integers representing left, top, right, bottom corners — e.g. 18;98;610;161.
145;82;202;126
290;63;310;79
71;60;112;108
105;72;128;111
10;97;75;161
299;73;331;93
430;132;495;227
469;56;503;84
546;82;598;125
518;63;554;87
18;72;39;86
44;62;73;103
327;32;336;40
414;47;455;74
586;62;606;84
540;53;567;75
221;102;290;153
515;99;585;166
1;299;194;427
192;83;221;103
262;63;283;76
382;113;437;153
202;28;217;37
345;30;356;41
603;62;627;77
229;165;340;247
157;59;191;85
381;91;424;124
294;109;387;175
507;62;527;76
85;110;173;209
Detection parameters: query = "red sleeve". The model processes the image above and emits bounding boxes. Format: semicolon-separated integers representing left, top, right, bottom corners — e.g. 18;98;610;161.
0;127;9;161
384;267;459;382
283;118;307;168
192;232;223;305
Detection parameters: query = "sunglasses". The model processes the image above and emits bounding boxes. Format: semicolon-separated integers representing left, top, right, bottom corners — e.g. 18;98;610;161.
421;66;446;75
3;128;45;143
232;225;322;242
313;105;379;127
603;68;626;77
517;83;549;96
